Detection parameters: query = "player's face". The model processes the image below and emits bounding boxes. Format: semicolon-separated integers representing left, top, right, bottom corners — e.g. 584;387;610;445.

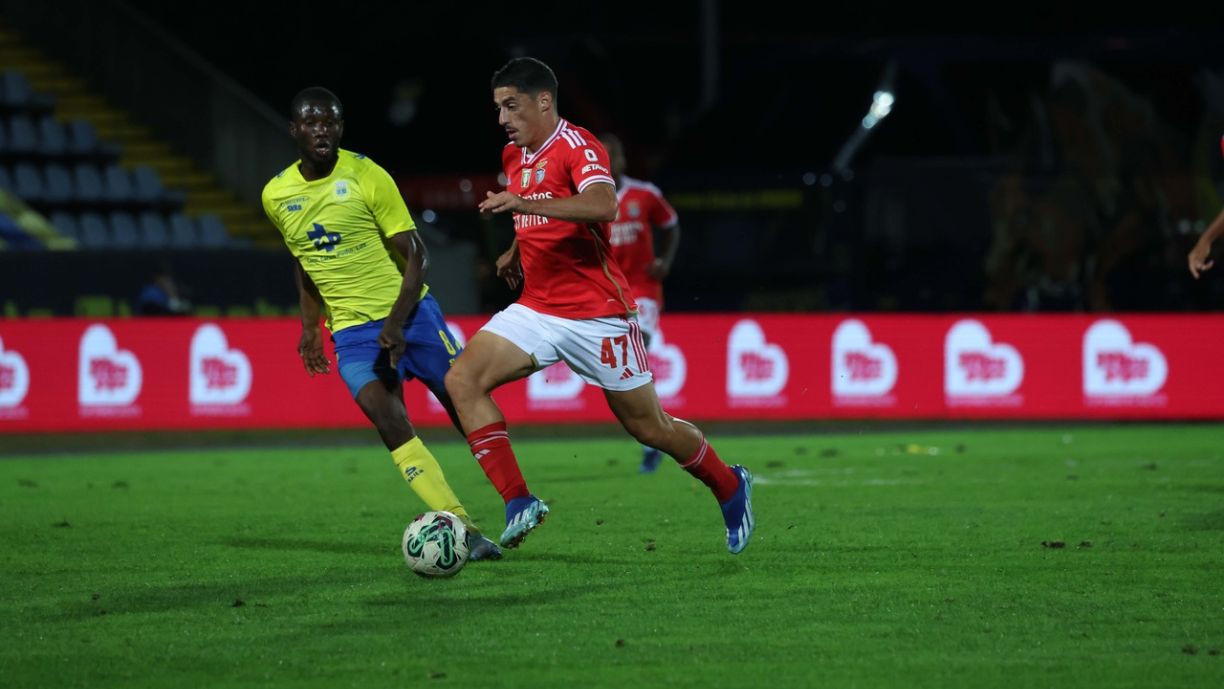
290;101;343;164
494;86;548;149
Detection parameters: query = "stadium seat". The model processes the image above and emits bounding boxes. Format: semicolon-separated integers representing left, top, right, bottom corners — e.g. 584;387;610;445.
168;213;196;247
196;214;229;247
8;115;38;155
103;164;135;205
132;165;164;204
49;211;79;240
0;71;53;116
38;117;68;157
73;163;105;204
108;212;140;248
138;211;169;248
42;164;74;205
66;119;97;156
0;70;32;108
13;163;44;203
77;212;109;248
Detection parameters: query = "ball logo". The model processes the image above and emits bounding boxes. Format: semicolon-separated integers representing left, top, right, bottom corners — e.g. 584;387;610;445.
647;331;687;399
727;320;789;397
78;325;142;406
190;324;252;406
831;320;896;397
527;362;585;401
1083;320;1166;397
944;320;1023;397
0;336;30;408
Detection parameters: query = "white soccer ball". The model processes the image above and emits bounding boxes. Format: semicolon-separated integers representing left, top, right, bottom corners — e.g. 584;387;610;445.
402;510;469;578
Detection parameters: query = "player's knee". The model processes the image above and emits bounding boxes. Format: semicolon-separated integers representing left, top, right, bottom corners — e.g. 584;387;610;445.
444;365;475;400
624;415;668;449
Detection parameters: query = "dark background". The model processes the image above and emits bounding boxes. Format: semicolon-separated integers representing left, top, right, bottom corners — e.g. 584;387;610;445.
5;1;1224;314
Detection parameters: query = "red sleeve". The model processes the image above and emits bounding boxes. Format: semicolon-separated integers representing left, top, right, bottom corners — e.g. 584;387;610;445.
567;138;615;193
647;186;679;228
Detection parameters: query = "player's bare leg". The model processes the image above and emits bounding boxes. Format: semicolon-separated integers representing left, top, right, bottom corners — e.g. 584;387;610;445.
604;383;755;554
353;380;415;450
602;383;701;457
444;331;548;547
353;380;501;560
425;383;466;438
444;330;535;432
635;327;664;473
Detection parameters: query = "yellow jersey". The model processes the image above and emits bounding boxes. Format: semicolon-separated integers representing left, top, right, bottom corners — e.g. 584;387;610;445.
261;149;427;332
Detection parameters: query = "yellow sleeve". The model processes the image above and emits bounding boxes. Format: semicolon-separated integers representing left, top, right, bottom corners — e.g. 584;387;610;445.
363;163;416;238
260;185;284;235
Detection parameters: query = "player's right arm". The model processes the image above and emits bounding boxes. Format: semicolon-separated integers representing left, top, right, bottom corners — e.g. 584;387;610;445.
263;182;332;377
479;137;618;223
479;183;617;224
294;261;332;377
1189;206;1224;279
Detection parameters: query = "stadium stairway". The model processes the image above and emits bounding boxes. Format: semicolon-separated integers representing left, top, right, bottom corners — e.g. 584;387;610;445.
0;22;272;245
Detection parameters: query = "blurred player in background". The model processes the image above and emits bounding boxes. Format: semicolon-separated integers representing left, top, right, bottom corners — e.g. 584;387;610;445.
261;87;505;561
444;58;755;555
598;133;681;473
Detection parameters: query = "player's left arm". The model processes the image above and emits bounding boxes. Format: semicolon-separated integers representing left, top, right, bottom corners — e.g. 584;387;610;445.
649;223;681;282
648;191;682;282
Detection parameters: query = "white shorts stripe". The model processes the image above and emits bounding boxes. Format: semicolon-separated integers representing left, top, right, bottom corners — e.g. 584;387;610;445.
629;321;650;373
637;328;650;372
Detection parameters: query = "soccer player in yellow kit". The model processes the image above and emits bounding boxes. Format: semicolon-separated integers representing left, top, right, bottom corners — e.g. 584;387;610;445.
262;87;505;560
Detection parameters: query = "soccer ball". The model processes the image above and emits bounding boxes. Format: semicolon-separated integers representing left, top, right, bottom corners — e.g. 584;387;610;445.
402;510;469;578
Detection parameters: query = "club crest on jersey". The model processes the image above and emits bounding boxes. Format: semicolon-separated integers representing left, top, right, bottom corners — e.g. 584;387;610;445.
334;180;348;198
628;201;641;218
520;168;532;188
534;160;548;184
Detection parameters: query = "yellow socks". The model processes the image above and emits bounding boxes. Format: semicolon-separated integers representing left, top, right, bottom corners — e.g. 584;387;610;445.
390;437;476;532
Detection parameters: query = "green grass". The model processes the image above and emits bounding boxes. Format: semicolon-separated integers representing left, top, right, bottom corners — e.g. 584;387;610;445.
2;424;1223;688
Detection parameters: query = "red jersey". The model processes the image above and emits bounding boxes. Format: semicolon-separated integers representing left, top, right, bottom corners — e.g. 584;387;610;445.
502;119;635;319
608;176;679;304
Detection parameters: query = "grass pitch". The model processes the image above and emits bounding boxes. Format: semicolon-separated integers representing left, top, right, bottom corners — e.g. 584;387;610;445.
2;424;1222;688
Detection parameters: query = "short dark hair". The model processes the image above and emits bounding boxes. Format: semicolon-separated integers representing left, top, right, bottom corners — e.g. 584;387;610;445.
491;57;558;98
290;87;343;119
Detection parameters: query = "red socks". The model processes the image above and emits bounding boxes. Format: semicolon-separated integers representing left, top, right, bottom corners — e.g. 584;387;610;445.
679;438;738;502
466;421;530;503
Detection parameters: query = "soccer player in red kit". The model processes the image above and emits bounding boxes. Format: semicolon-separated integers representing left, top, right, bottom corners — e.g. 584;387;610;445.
599;133;681;474
445;57;755;554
